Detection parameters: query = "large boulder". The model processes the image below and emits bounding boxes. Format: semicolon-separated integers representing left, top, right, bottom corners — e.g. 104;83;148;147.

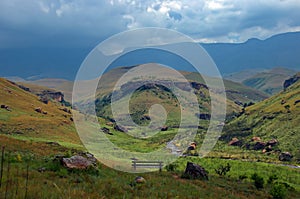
182;162;208;180
279;152;293;161
62;153;97;169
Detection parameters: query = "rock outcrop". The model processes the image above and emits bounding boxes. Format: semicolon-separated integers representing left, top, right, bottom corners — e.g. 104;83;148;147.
283;72;300;89
114;125;128;133
161;126;168;131
182;162;208;180
279;152;293;161
62;152;97;169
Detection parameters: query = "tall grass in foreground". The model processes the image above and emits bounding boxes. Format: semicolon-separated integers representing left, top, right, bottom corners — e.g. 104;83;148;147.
0;145;299;199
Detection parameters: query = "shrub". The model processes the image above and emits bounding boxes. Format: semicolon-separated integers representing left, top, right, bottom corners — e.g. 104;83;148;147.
268;174;278;184
238;174;247;181
270;183;287;199
165;163;178;172
215;163;231;176
251;173;264;189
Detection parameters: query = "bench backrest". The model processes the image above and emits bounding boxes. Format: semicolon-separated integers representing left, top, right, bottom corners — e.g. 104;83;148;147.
132;160;163;172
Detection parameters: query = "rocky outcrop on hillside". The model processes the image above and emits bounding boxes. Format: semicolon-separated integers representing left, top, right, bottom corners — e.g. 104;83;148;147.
182;162;209;180
283;72;300;89
38;90;65;104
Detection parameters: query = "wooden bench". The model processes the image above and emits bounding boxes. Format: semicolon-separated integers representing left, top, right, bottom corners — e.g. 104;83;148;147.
132;160;163;172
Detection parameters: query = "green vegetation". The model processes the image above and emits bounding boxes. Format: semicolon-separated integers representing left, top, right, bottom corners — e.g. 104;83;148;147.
0;71;300;198
1;145;299;199
222;79;300;158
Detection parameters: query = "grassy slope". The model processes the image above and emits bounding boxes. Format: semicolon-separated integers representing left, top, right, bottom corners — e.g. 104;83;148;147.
0;77;299;198
94;65;268;126
223;79;300;157
0;78;82;147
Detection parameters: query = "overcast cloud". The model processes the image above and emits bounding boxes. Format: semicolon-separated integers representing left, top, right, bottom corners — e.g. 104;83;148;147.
1;0;300;48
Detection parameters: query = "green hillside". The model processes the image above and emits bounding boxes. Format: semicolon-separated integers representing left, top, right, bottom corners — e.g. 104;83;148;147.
0;78;81;148
222;76;300;160
0;77;299;198
93;65;267;126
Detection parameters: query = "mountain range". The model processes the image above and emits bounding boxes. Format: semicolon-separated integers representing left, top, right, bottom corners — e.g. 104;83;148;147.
1;32;300;80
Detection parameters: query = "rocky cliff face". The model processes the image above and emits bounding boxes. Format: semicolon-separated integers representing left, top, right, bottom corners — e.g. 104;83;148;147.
284;72;300;89
38;90;65;104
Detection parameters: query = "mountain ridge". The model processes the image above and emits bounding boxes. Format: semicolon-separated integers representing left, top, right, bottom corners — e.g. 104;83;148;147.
1;31;300;79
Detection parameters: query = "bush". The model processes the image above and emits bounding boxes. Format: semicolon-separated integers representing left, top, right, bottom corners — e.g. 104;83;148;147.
270;183;287;199
251;173;264;189
215;163;231;176
238;174;247;181
268;174;278;184
165;163;178;172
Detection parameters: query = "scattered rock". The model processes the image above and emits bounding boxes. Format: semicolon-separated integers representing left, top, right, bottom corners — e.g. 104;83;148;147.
266;139;278;147
70;117;73;122
195;113;211;120
187;142;197;150
135;176;146;184
294;100;300;105
114;125;128;133
42;111;48;115
228;138;243;147
161;126;168;131
101;127;113;135
35;107;42;113
262;145;272;153
281;99;286;105
251;137;261;142
142;114;151;120
182;162;208;180
40;97;49;104
61;107;71;114
279;152;293;161
1;104;11;111
1;104;8;109
253;142;266;150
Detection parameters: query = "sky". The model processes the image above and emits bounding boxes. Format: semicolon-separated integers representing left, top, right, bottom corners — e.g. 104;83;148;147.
1;0;300;48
